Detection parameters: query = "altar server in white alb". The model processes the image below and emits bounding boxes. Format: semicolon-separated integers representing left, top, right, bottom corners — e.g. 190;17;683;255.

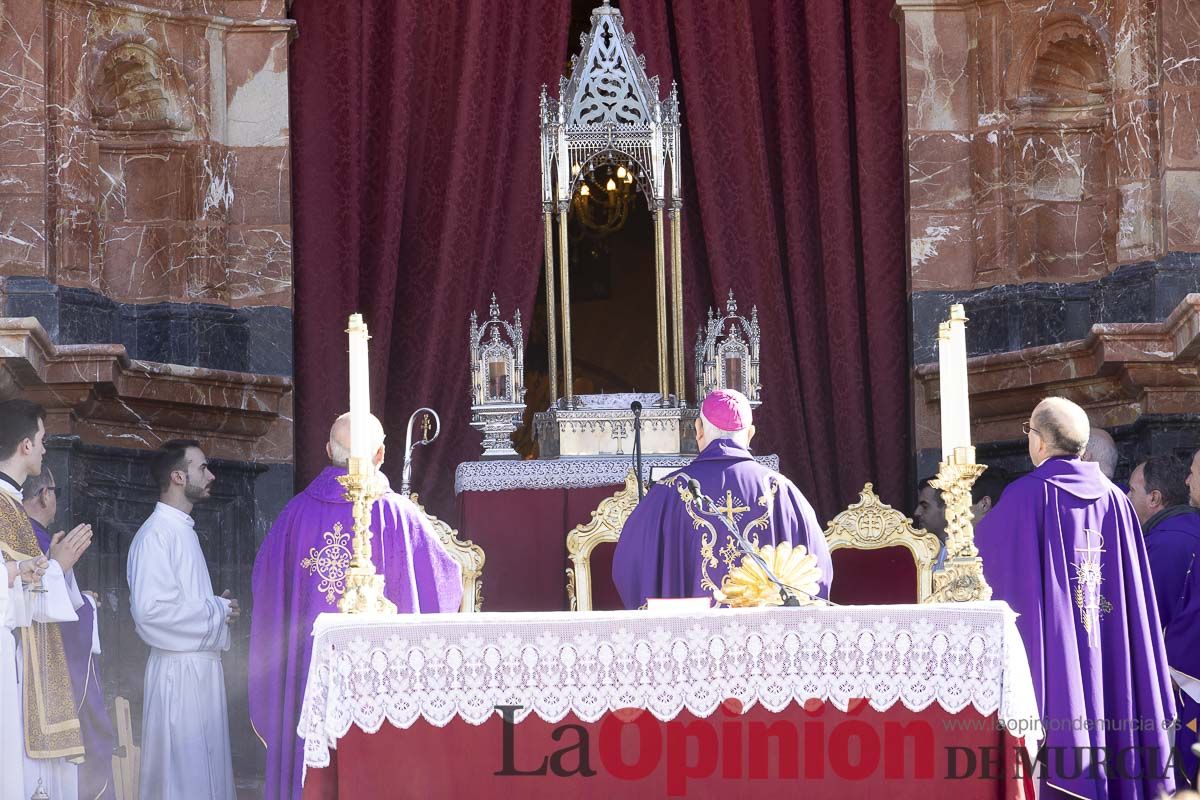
128;439;239;800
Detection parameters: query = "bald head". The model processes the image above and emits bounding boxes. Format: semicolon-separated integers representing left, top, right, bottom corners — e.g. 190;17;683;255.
1031;398;1091;459
1082;427;1118;479
21;465;53;502
328;412;386;467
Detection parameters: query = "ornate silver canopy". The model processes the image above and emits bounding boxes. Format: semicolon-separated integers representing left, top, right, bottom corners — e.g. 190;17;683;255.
696;290;762;408
469;295;526;459
539;0;685;409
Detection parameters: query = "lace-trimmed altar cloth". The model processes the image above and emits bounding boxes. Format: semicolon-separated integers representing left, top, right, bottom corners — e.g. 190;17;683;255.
299;602;1041;772
455;454;780;493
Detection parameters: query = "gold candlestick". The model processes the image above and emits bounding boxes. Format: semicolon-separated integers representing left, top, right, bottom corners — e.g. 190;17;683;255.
336;456;396;614
930;446;992;603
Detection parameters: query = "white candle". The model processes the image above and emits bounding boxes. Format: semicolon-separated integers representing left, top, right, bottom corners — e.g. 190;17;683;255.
347;313;372;460
947;304;972;460
938;321;953;462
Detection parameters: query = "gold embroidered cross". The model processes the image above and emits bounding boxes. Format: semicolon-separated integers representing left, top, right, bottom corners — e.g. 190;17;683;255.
715;491;749;525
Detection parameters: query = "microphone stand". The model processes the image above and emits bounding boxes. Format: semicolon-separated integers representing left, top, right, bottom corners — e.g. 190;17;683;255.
631;400;644;500
687;479;801;607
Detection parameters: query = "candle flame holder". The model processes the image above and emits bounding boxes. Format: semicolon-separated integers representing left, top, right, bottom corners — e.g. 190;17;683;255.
336;456;396;614
929;446;993;603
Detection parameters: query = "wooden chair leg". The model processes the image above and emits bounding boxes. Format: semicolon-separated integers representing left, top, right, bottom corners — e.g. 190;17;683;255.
110;696;140;800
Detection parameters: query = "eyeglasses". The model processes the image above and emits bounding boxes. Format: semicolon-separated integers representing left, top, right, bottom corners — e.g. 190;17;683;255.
1021;421;1042;438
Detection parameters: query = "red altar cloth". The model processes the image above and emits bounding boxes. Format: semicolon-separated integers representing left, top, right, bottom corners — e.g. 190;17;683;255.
458;484;618;610
303;703;1031;799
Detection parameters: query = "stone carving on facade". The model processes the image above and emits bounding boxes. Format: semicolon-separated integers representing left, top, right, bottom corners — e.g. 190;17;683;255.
90;36;190;133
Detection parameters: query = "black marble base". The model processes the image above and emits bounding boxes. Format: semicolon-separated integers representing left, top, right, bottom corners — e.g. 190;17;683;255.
911;253;1200;364
2;277;292;376
915;414;1200;494
44;436;294;783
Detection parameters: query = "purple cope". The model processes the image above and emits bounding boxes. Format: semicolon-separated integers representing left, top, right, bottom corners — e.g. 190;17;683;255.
248;466;462;800
976;456;1177;799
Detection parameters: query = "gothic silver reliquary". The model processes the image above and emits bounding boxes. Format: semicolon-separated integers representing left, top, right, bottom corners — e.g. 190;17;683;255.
469;295;526;459
695;290;762;408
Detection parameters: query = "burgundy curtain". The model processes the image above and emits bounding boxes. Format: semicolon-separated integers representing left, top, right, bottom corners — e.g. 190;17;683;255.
622;0;910;515
290;0;572;517
291;0;909;521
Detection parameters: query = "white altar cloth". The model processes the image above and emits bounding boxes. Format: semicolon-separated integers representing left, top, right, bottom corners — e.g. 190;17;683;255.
298;602;1041;771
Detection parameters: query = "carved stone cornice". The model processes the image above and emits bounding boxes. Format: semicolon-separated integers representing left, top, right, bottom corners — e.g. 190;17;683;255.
892;0;981;13
0;317;292;462
50;0;295;31
914;294;1200;448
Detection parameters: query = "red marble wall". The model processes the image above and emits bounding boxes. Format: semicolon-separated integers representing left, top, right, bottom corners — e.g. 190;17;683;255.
0;0;49;277
0;0;293;462
896;0;1200;466
898;0;1165;294
1164;0;1200;250
41;0;293;307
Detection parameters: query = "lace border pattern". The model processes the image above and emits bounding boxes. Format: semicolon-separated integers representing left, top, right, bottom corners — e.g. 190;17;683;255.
299;602;1039;770
455;454;781;493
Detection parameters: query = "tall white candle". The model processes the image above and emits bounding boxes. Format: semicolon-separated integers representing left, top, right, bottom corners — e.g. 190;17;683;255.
347;313;372;460
947;304;972;459
938;321;953;462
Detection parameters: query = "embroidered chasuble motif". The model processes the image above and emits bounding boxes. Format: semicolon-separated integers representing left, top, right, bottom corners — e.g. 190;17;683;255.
0;493;84;759
671;473;781;604
1072;528;1112;648
300;522;351;604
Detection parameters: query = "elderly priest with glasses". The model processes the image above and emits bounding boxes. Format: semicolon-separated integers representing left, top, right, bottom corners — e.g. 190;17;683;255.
612;389;832;609
975;397;1177;799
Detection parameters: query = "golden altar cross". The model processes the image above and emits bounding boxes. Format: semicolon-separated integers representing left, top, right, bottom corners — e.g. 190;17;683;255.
715;491;749;525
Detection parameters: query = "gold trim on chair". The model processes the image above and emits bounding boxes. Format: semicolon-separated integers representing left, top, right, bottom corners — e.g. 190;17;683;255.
411;494;486;613
823;483;942;603
566;469;642;611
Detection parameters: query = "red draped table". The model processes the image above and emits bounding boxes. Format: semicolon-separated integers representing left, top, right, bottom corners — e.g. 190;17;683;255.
299;603;1040;799
453;455;780;611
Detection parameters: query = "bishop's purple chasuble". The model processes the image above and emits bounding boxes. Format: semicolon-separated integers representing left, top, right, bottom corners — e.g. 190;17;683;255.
612;439;832;609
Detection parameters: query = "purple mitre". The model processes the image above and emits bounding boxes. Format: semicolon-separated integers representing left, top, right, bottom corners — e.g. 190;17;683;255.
612;439;832;609
248;466;463;800
975;456;1176;798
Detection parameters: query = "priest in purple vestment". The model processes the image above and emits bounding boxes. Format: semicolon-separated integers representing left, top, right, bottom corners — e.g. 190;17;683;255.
1153;447;1200;789
976;397;1176;798
23;467;116;800
612;389;832;609
249;412;463;800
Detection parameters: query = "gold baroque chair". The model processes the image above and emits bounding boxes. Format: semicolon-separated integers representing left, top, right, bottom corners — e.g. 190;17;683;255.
823;483;942;605
566;469;642;611
410;494;486;613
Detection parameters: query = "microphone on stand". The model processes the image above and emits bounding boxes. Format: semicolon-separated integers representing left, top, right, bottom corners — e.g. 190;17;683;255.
686;479;803;607
631;400;644;500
